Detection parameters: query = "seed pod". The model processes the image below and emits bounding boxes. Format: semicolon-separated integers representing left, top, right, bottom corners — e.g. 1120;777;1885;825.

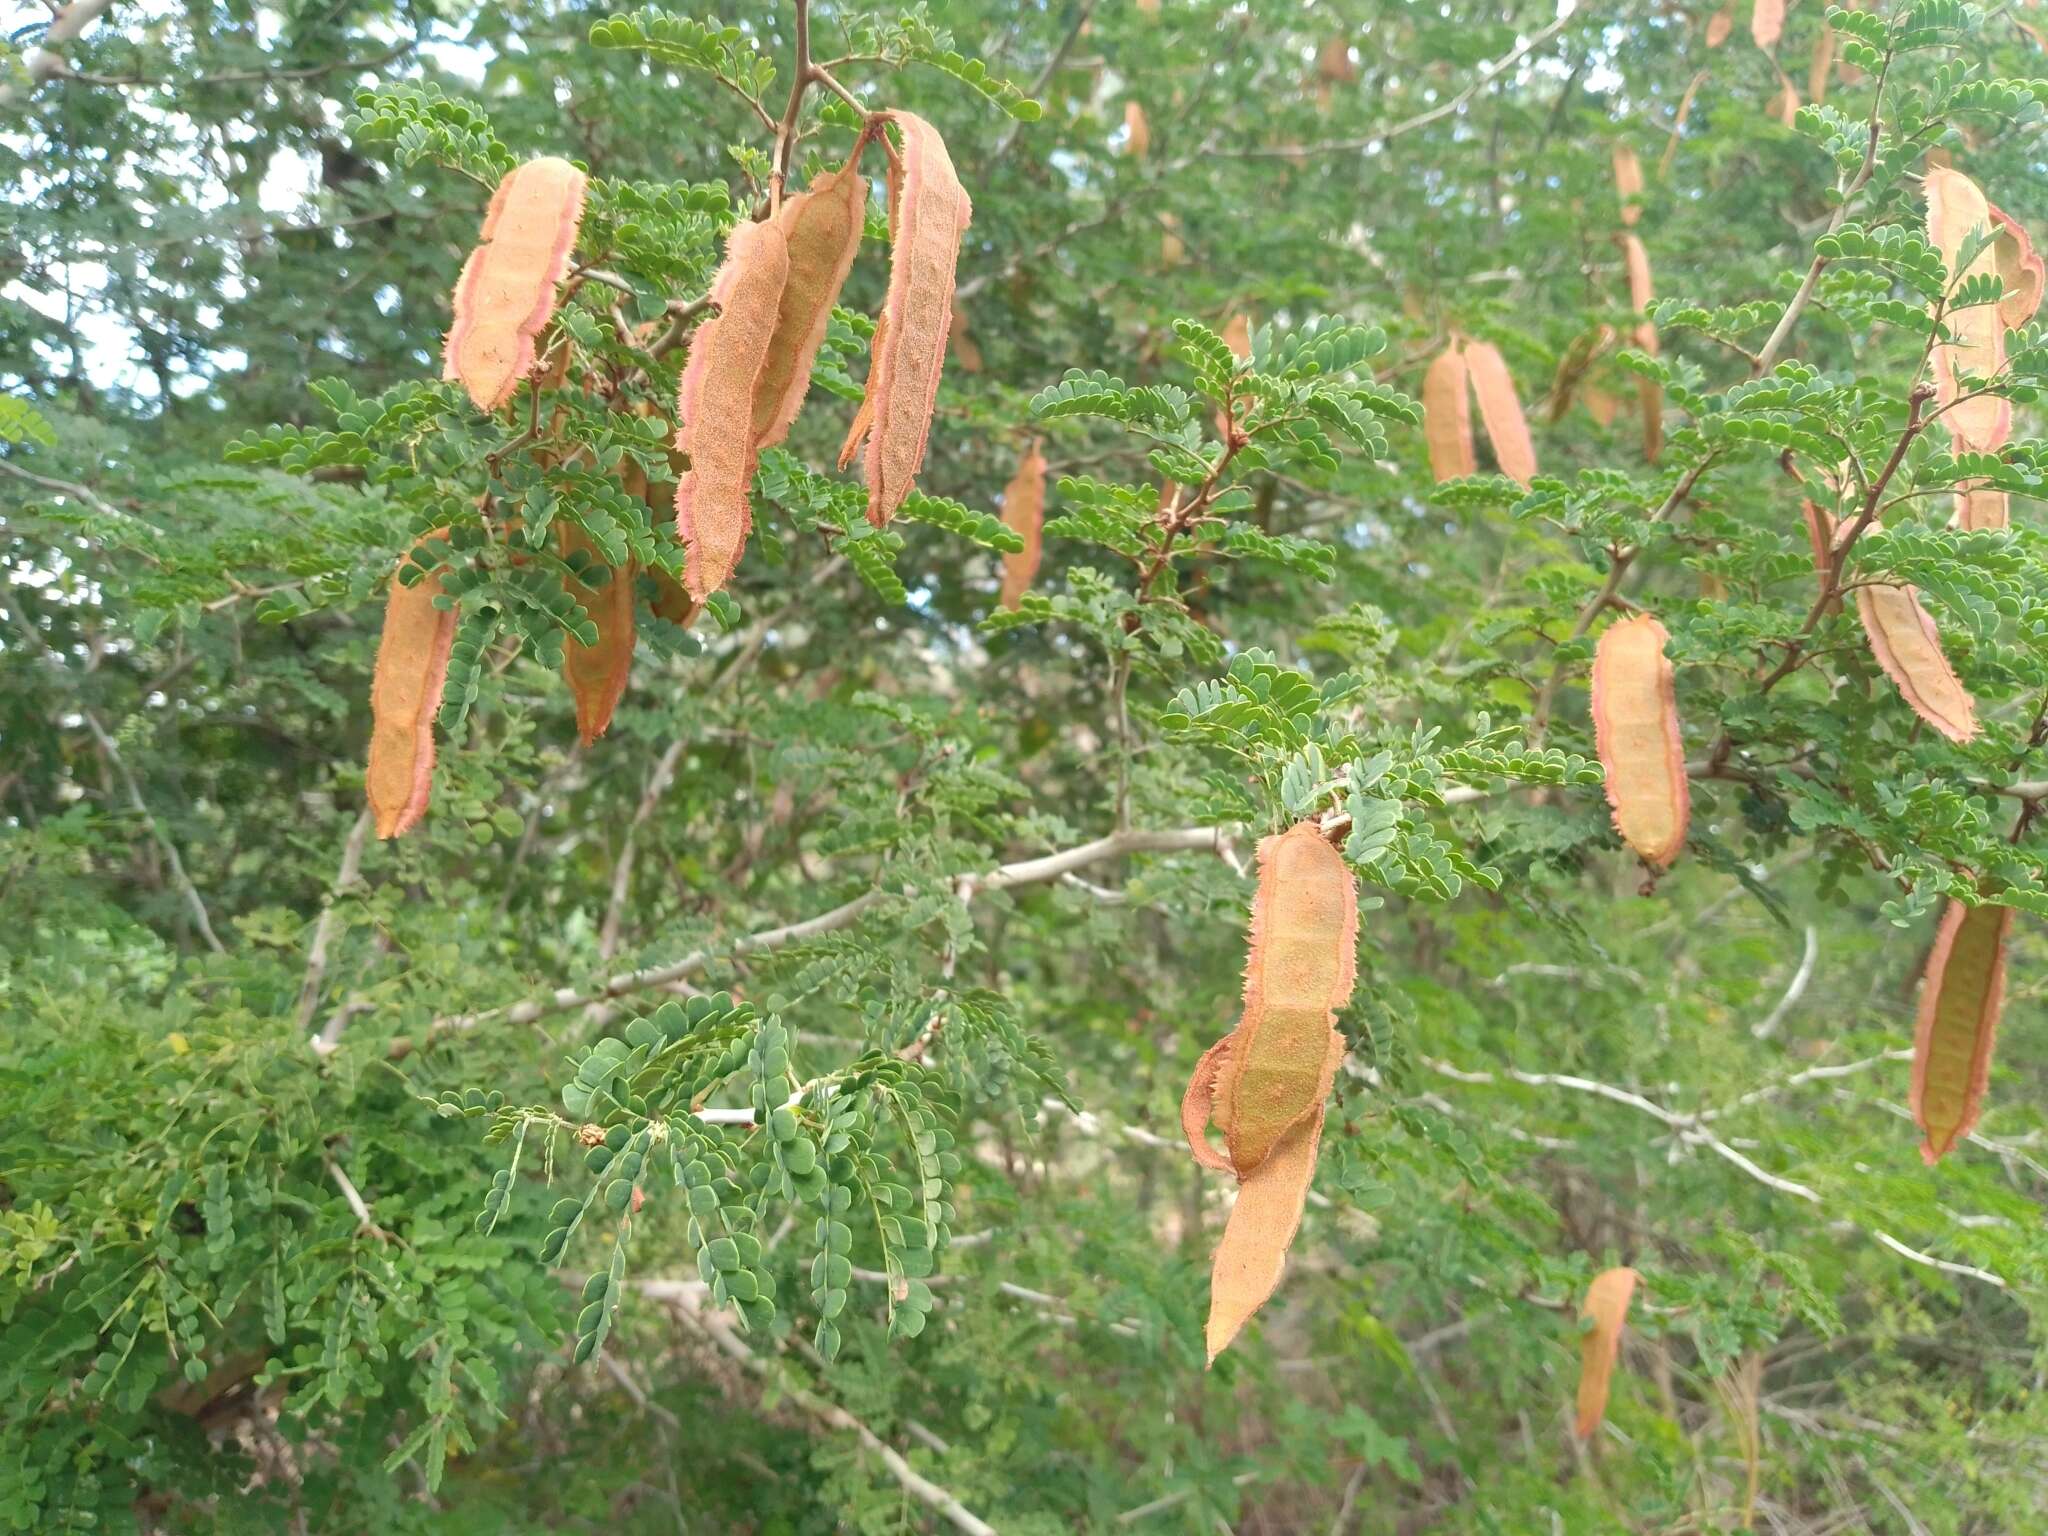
1925;167;2012;453
1182;822;1359;1361
1317;34;1358;83
1123;101;1151;159
443;157;588;413
1988;201;2044;330
1584;385;1620;428
1612;142;1644;226
752;163;868;454
1575;1267;1641;1438
1221;311;1252;361
996;439;1047;611
1953;481;2009;531
1910;900;2013;1163
1807;22;1835;104
1423;344;1476;481
1204;1027;1343;1364
846;111;973;529
1548;324;1617;423
675;218;792;601
1621;235;1664;462
1464;339;1539;488
367;534;456;838
1591;614;1689;870
1771;64;1799;127
1160;211;1186;267
559;522;635;745
951;298;983;374
1658;70;1707;176
1207;822;1359;1178
1706;6;1733;46
1853;575;1979;743
1751;0;1783;51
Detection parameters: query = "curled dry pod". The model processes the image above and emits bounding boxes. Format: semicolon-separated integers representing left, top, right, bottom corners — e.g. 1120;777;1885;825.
1853;570;1979;743
1422;344;1476;481
1910;900;2013;1163
1591;613;1689;870
1751;0;1783;51
367;534;457;839
1988;201;2045;329
851;110;973;528
1706;6;1733;46
1925;167;2012;452
1612;141;1644;227
443;157;589;413
1463;339;1539;488
558;522;635;745
1123;100;1151;159
1182;821;1358;1361
996;438;1047;611
675;218;791;601
752;163;868;455
1575;1267;1640;1438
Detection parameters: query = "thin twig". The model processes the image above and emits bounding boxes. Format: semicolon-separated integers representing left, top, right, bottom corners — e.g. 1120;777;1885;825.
300;808;374;1038
81;709;226;953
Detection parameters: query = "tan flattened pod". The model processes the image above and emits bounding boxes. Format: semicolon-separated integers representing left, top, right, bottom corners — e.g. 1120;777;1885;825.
1925;167;2012;452
1808;22;1835;105
1217;311;1252;433
1911;900;2013;1163
996;439;1047;611
1853;572;1979;743
1591;614;1689;870
1988;201;2045;329
1706;6;1734;46
1612;142;1644;227
558;522;635;745
752;163;869;454
1772;65;1800;128
1622;234;1664;462
367;534;457;838
854;111;973;528
1124;100;1151;159
1658;70;1706;176
951;298;984;374
1180;822;1358;1362
1160;210;1186;267
1575;1267;1641;1438
1463;339;1539;488
1954;482;2009;531
1751;0;1784;51
674;218;791;601
1423;344;1477;480
443;157;589;412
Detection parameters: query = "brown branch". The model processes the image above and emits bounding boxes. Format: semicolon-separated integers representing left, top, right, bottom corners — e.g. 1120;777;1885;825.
301;808;374;1038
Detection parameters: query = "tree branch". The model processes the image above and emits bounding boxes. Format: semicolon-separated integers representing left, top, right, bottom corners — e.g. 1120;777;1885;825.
301;808;374;1039
0;0;120;107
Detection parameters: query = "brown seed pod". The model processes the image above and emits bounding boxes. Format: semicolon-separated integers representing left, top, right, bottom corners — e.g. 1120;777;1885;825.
367;535;457;839
1463;339;1539;488
1910;900;2013;1163
1182;821;1359;1361
1925;167;2012;452
752;163;869;454
675;218;792;601
1612;142;1644;227
1706;6;1733;46
558;522;636;745
1575;1267;1641;1438
1988;200;2045;330
1123;100;1151;159
1621;234;1664;461
1751;0;1783;51
1853;572;1979;744
996;438;1047;611
951;298;983;374
1591;613;1689;870
1159;211;1186;267
1953;482;2009;531
1772;64;1800;128
443;157;589;413
1422;344;1476;481
1316;34;1358;83
1807;22;1835;105
847;111;973;528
